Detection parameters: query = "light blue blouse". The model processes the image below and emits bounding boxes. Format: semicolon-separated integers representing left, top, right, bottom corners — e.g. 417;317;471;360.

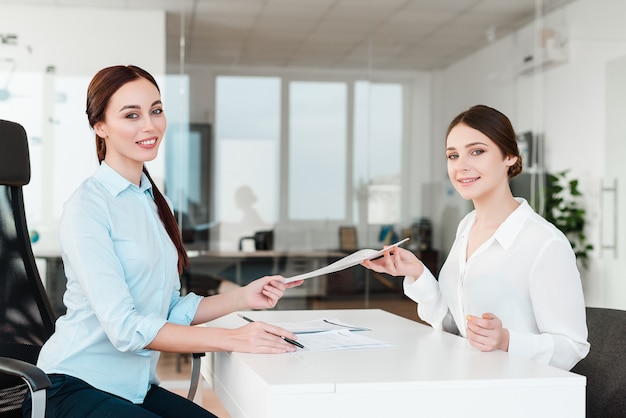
37;162;203;403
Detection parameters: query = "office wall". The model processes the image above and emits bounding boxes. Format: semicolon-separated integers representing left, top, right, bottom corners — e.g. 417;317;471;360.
0;5;166;252
434;0;626;309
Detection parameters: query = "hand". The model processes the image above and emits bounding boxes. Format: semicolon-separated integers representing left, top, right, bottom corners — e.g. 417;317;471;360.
228;321;299;354
465;313;510;352
361;247;423;279
242;275;304;310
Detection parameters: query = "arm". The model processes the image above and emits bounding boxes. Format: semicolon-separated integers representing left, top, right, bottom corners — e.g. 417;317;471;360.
363;248;455;332
466;239;589;369
147;276;305;354
513;239;589;369
190;276;303;325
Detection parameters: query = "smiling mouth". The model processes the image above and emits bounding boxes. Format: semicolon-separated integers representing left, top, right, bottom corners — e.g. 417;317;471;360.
136;139;157;146
458;177;479;184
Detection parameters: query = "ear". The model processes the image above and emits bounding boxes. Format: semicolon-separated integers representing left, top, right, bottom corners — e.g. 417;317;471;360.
93;121;107;139
505;155;518;167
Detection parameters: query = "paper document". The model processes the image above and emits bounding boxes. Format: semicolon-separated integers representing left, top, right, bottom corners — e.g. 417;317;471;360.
274;318;372;334
281;237;410;283
296;330;395;351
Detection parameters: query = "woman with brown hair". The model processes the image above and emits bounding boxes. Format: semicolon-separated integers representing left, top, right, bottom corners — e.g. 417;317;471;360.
363;104;589;371
29;65;303;417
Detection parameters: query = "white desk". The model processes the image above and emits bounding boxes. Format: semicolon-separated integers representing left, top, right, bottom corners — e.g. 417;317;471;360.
201;309;585;418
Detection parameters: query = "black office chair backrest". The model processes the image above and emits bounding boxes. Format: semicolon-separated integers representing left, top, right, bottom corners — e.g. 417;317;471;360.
570;306;626;418
0;120;56;415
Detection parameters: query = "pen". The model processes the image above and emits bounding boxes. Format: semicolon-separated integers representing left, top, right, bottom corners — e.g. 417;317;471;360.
237;314;305;349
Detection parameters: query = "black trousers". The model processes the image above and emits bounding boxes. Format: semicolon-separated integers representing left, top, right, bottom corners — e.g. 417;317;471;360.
22;374;217;418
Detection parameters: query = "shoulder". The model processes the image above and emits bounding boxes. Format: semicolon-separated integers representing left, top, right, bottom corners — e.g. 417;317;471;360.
60;176;114;233
523;209;570;244
63;176;107;213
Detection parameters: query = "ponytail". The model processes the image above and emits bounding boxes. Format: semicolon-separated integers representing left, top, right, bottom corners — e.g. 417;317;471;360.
142;166;189;275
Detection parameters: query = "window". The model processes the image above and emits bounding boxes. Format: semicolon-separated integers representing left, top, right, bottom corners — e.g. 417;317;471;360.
214;76;280;250
353;81;403;225
213;74;405;250
288;81;347;220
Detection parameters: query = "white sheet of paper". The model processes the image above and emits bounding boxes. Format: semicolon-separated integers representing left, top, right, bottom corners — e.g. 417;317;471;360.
296;330;395;351
281;237;410;283
273;318;371;334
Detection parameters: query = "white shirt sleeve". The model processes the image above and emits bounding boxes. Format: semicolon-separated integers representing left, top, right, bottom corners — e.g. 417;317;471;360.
403;265;458;334
507;238;589;370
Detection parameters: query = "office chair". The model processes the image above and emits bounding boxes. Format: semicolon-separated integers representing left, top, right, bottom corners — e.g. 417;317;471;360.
0;120;203;417
0;120;54;418
570;307;626;417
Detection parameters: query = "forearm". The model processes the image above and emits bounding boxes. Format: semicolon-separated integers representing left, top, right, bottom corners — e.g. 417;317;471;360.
146;322;235;353
190;288;248;325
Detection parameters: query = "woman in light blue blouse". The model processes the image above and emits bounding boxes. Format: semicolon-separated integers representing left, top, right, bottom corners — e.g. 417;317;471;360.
362;105;589;371
30;65;303;417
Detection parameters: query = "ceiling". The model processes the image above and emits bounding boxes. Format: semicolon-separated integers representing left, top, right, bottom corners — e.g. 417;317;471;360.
1;0;572;72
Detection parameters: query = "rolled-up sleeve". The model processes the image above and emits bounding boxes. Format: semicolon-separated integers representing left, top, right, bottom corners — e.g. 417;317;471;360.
168;292;203;325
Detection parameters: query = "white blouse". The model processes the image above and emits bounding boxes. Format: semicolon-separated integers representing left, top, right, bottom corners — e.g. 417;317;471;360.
404;198;589;370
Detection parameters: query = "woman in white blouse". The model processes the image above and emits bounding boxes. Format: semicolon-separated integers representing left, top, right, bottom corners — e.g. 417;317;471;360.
363;104;589;370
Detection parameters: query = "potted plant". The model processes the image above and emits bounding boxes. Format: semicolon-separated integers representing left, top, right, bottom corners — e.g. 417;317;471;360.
543;169;594;269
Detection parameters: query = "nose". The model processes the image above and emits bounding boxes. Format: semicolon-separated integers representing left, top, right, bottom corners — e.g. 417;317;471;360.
452;155;469;172
142;115;155;131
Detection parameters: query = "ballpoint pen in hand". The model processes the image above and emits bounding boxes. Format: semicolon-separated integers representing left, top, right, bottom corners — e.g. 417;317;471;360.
237;314;305;349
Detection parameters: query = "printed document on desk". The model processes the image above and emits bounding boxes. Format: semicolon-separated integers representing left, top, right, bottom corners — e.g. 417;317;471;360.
273;318;372;333
296;330;395;351
281;237;409;283
272;317;392;351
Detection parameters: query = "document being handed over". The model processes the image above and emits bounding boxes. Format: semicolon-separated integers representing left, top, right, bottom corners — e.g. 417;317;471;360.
280;237;409;283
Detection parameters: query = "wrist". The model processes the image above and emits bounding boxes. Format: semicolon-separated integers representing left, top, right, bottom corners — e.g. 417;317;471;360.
229;287;246;312
501;329;510;352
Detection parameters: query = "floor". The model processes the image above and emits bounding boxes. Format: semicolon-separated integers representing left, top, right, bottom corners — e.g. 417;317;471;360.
156;291;422;417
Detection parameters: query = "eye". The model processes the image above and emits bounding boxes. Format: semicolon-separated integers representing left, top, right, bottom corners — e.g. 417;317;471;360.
471;149;484;156
126;112;139;120
152;108;164;116
447;153;458;160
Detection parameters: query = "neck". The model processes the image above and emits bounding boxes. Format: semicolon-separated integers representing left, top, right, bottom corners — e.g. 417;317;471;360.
104;157;144;187
472;190;519;228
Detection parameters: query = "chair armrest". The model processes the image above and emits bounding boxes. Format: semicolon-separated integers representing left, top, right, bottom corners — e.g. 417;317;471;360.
187;352;205;400
0;357;50;392
0;357;50;418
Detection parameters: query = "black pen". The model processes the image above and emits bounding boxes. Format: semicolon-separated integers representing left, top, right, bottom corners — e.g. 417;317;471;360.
237;314;305;349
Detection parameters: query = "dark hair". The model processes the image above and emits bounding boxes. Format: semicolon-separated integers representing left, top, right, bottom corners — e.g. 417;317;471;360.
446;104;522;178
86;65;188;274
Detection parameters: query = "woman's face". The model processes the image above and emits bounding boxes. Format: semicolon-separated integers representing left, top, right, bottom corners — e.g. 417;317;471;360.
445;123;516;202
94;77;165;177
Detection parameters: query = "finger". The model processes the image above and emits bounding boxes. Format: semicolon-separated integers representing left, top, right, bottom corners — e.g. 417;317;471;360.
467;327;495;350
284;279;304;288
264;325;298;341
466;320;488;338
467;314;494;330
263;282;283;295
382;250;399;275
255;336;297;353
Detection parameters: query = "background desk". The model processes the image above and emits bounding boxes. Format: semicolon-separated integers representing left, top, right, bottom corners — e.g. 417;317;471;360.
187;250;347;297
201;309;585;418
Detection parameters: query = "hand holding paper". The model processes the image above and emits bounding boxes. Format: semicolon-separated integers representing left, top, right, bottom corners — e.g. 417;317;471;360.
281;238;409;283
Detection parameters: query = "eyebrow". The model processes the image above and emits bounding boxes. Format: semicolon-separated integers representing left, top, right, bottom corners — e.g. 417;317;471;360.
118;100;162;112
446;141;488;151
